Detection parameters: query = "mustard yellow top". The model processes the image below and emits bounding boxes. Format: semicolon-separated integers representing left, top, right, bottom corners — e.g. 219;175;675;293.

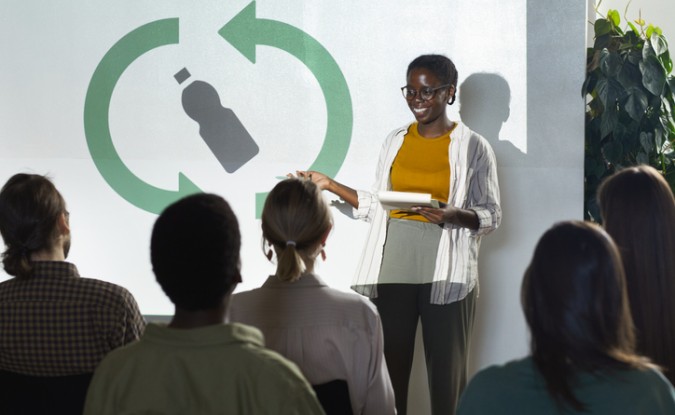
389;123;453;222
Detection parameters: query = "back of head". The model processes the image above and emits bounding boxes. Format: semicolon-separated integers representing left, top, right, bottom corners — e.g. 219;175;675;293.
407;54;458;104
0;173;66;279
597;165;675;383
151;193;241;311
522;221;644;410
261;178;332;282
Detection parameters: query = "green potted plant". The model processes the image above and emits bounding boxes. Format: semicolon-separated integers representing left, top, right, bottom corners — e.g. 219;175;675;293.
583;6;675;220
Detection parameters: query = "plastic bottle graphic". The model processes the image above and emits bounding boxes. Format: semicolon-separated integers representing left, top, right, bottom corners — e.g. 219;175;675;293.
175;68;258;173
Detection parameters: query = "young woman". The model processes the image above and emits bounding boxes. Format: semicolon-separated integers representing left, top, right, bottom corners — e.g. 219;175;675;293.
597;165;675;385
297;54;501;415
230;178;396;415
457;221;675;414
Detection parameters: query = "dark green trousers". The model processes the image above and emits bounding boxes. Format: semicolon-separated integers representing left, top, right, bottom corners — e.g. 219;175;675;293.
373;284;476;415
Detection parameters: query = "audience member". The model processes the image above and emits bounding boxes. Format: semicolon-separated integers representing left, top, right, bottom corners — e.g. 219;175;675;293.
0;173;145;414
84;193;324;414
457;221;675;414
598;165;675;385
230;178;396;414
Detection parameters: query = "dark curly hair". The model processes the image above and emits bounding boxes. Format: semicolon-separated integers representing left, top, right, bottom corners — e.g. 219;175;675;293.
151;193;241;311
407;54;458;105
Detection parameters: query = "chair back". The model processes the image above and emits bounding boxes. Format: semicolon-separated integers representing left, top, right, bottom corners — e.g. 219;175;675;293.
0;370;93;415
312;379;353;415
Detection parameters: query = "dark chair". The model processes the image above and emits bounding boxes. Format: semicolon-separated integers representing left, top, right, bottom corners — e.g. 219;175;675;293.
312;379;353;415
0;370;93;415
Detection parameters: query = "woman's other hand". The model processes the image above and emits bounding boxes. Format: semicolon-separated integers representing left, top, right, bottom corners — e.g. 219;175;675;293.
293;170;332;190
412;206;479;229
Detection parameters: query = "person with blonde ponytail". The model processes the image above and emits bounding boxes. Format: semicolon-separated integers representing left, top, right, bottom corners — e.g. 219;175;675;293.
231;178;396;415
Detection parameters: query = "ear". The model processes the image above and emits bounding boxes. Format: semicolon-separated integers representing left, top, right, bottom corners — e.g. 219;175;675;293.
57;211;70;235
320;225;333;246
447;85;456;102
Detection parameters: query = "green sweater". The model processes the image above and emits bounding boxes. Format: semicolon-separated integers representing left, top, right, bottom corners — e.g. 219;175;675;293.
458;356;675;414
84;322;324;415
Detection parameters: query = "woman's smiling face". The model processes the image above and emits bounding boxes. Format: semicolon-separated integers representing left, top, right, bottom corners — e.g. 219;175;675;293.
404;67;454;131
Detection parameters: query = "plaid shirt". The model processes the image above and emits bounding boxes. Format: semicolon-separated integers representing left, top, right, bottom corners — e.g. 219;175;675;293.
0;261;145;376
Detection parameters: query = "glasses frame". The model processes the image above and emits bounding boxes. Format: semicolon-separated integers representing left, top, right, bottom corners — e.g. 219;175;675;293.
401;84;452;101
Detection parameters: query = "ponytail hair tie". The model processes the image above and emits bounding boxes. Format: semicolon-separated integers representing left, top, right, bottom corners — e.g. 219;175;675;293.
286;240;296;247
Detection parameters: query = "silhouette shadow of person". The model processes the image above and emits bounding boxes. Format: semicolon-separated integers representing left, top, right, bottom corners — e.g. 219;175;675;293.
459;73;530;374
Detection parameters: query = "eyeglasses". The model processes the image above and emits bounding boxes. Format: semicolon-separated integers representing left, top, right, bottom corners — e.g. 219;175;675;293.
401;84;452;101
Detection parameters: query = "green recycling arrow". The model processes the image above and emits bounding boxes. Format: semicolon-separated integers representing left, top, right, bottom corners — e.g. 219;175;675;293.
84;18;201;215
219;1;353;217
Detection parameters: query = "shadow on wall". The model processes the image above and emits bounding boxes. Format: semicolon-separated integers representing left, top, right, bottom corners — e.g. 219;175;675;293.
459;72;531;376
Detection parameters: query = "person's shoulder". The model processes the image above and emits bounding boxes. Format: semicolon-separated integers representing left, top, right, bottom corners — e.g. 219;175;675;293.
465;357;535;396
382;123;412;143
75;275;139;309
458;358;536;414
619;366;675;392
237;331;311;384
92;335;144;372
455;122;492;146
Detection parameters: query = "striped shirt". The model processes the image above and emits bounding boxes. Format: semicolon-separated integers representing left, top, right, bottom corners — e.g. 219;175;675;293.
351;121;501;304
0;261;145;376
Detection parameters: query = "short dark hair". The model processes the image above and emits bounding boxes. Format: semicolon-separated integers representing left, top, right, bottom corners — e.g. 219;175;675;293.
407;54;458;104
151;193;241;311
522;221;648;411
0;174;66;278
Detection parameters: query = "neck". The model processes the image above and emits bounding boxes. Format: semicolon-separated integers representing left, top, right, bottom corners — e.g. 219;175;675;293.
30;246;65;262
418;118;455;138
168;300;229;329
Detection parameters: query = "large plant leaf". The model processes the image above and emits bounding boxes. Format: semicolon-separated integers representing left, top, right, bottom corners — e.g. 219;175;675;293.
595;19;613;37
640;55;667;95
640;131;655;153
651;33;669;57
627;50;642;65
600;49;622;77
596;78;624;112
624;86;649;121
643;38;656;60
617;61;641;90
607;10;620;27
620;30;641;51
655;126;664;149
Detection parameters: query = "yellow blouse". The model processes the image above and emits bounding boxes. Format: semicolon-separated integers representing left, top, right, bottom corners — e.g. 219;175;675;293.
389;123;452;222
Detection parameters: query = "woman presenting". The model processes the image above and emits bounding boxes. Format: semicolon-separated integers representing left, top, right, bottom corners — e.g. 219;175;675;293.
297;54;501;415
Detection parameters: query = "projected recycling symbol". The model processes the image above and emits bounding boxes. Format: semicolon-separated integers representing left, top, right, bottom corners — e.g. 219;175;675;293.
83;1;352;217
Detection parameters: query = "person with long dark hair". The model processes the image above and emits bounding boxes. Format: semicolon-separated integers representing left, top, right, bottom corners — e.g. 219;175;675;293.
230;178;396;414
457;221;675;414
597;165;675;385
296;54;501;415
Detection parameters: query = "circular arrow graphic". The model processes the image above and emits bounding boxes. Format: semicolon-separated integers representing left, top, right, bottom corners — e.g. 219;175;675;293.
219;1;353;217
84;18;201;215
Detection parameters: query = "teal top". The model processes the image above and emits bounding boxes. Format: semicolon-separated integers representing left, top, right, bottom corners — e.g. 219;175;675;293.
84;322;324;415
458;356;675;414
